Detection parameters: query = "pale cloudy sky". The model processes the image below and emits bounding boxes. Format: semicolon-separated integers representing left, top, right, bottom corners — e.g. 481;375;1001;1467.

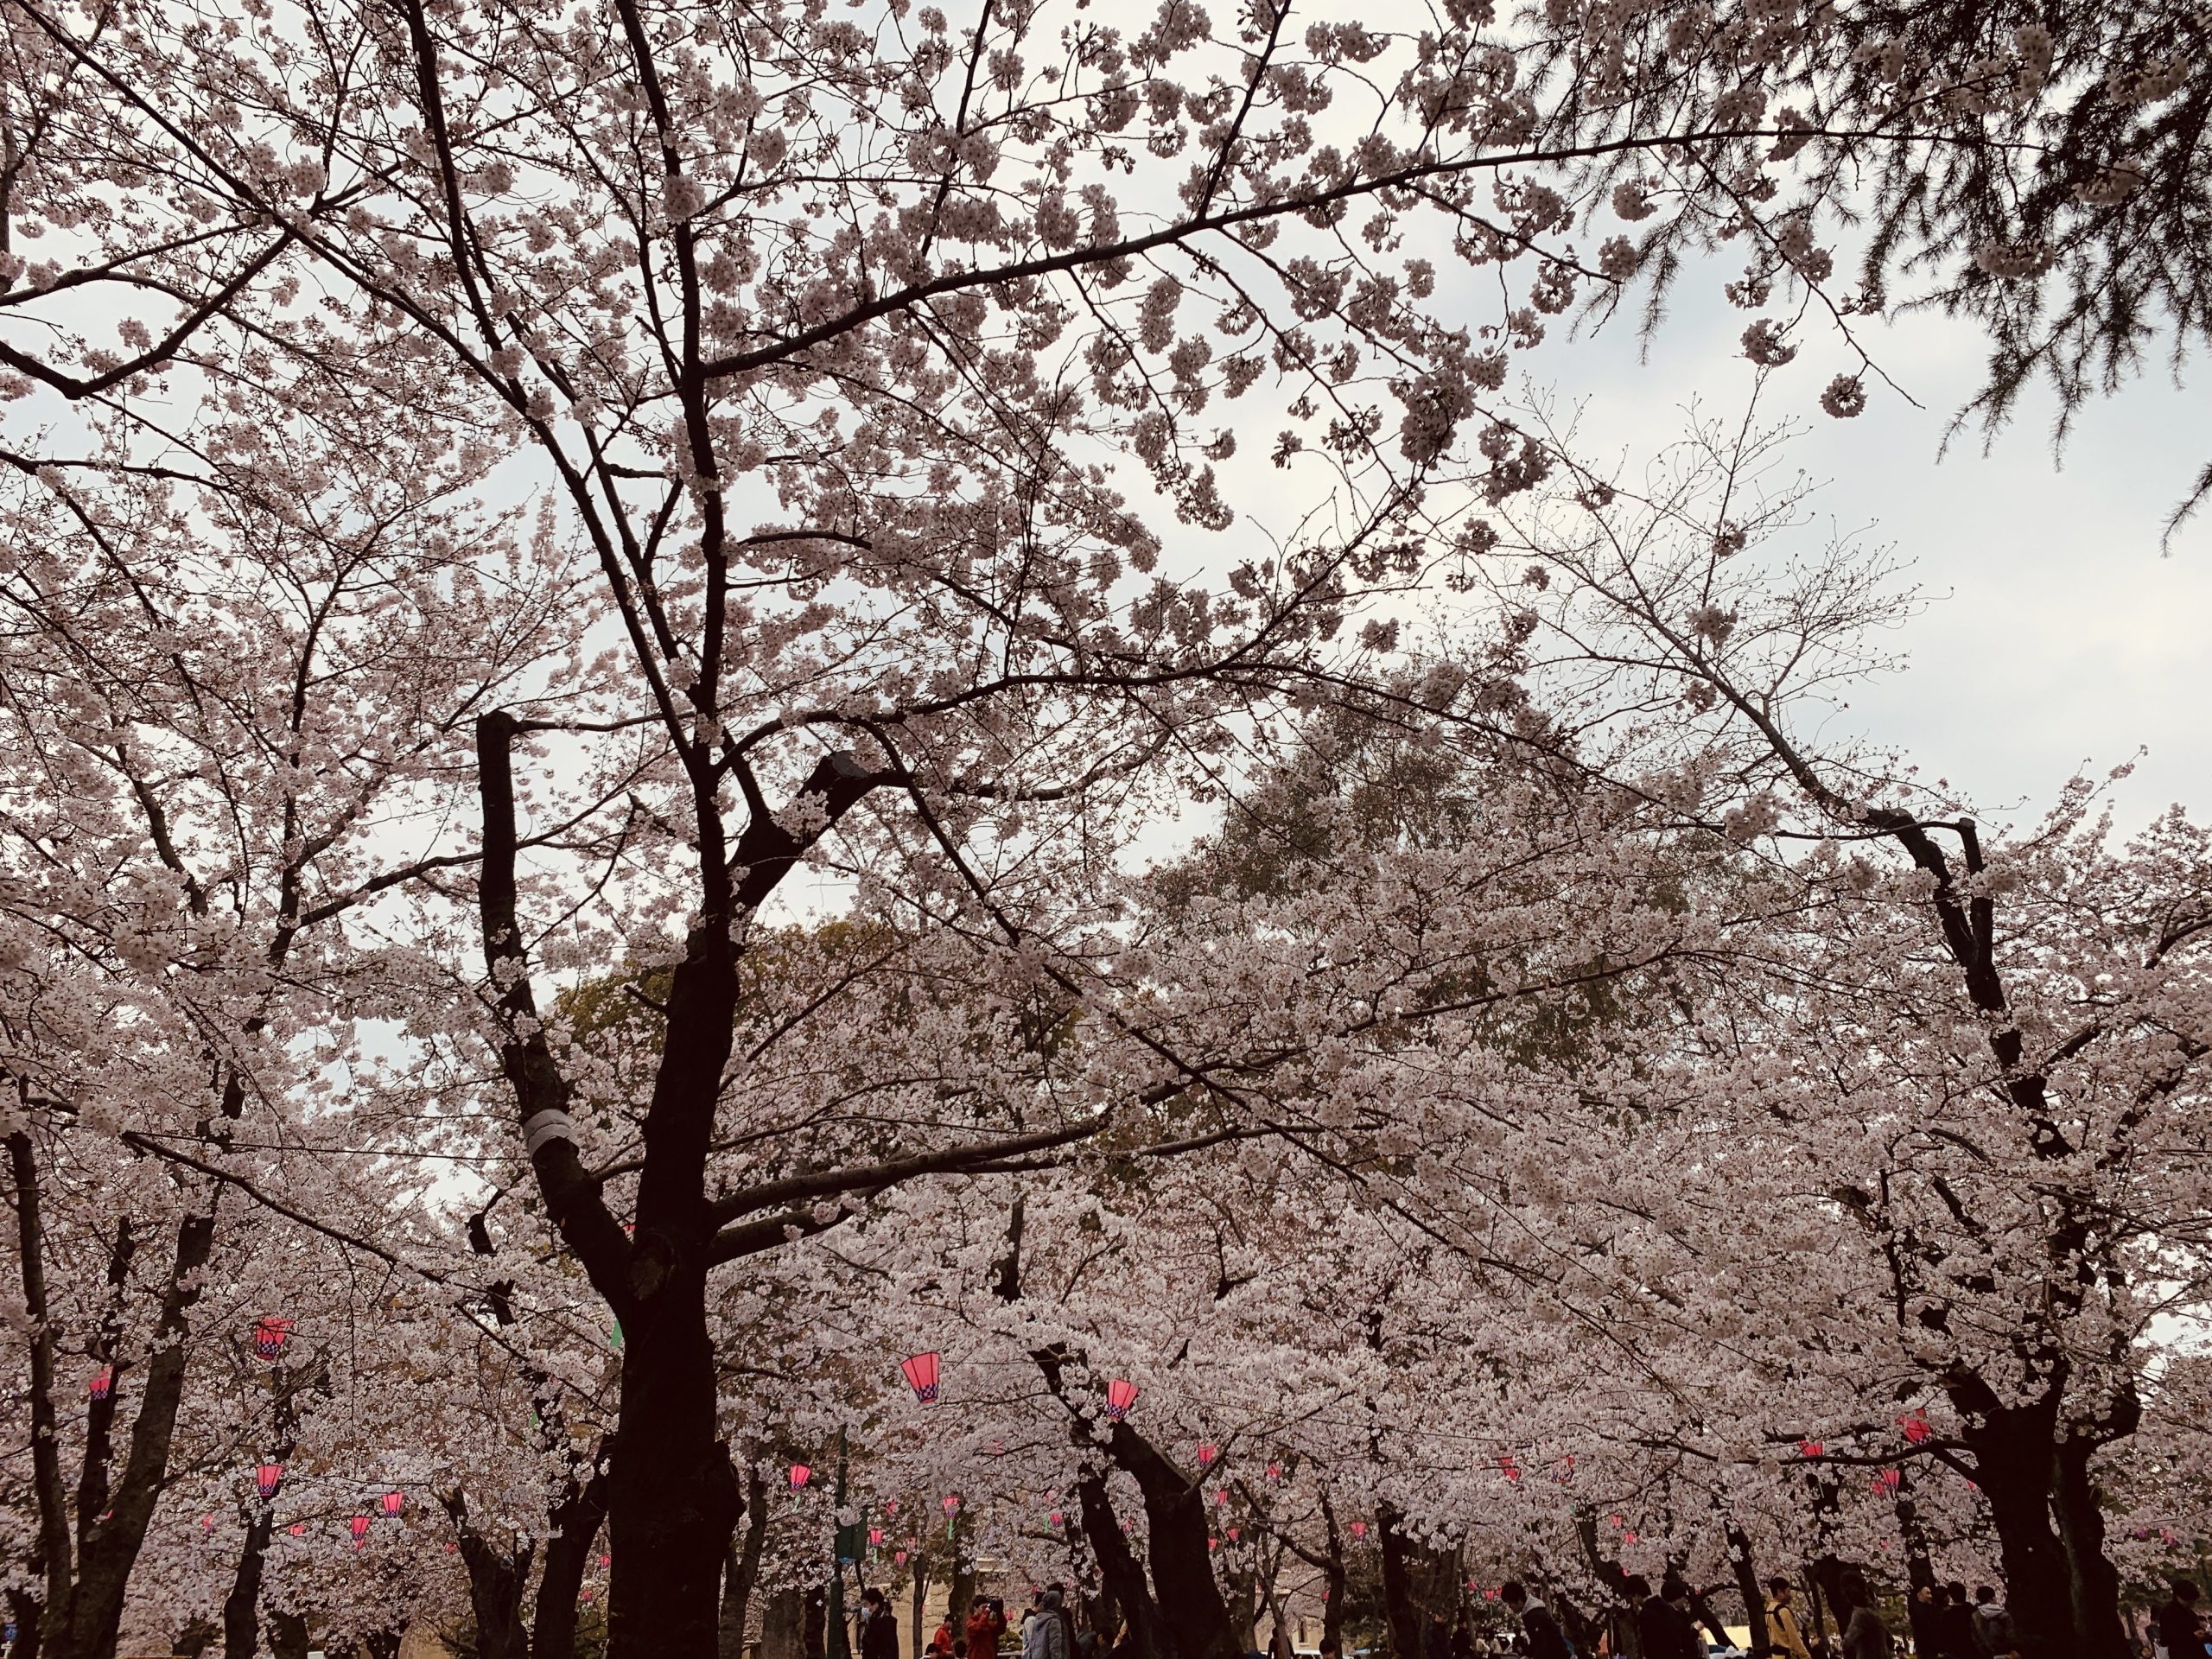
1544;270;2210;839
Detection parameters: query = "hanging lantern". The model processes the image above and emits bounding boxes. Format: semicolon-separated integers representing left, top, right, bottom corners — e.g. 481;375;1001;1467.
1266;1462;1281;1482
89;1368;113;1402
201;1513;215;1533
1350;1520;1367;1539
790;1464;811;1491
287;1523;306;1537
256;1463;284;1500
1105;1378;1138;1421
1484;1586;1500;1602
381;1490;404;1518
884;1498;899;1516
350;1515;372;1545
253;1317;292;1360
1228;1527;1240;1541
870;1527;884;1547
942;1492;961;1539
1898;1411;1931;1445
1049;1511;1063;1529
1214;1489;1228;1505
1497;1454;1521;1483
1197;1444;1217;1466
1208;1536;1218;1552
896;1548;908;1565
1797;1440;1825;1459
1873;1469;1901;1496
600;1554;612;1567
900;1351;942;1404
1624;1530;1640;1544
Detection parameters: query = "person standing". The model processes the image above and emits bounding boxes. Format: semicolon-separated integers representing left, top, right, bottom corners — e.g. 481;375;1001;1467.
1839;1578;1889;1659
2158;1580;2208;1659
1451;1611;1478;1659
1024;1588;1071;1659
1426;1612;1453;1659
1500;1580;1573;1659
861;1589;902;1659
1766;1580;1815;1659
1969;1586;2020;1659
969;1596;1009;1659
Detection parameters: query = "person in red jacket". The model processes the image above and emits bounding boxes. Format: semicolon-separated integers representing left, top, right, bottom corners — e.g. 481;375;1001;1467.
966;1595;1008;1659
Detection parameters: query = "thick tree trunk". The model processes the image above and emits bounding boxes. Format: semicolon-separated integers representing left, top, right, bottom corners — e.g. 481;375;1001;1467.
763;1590;809;1659
1961;1407;2077;1659
2052;1436;2133;1659
220;1505;279;1659
721;1468;769;1659
1722;1522;1770;1659
1377;1510;1455;1657
535;1469;610;1659
1111;1430;1239;1659
444;1498;531;1659
1077;1470;1168;1659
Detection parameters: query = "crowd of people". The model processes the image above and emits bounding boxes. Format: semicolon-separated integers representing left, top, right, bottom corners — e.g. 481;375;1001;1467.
844;1574;2211;1659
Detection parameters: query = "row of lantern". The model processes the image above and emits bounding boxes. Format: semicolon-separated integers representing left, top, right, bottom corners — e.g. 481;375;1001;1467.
85;1317;295;1405
895;1351;1141;1423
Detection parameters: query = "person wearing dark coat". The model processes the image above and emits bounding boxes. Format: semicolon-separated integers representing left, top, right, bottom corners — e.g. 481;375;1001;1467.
2158;1580;2209;1659
860;1589;901;1659
1499;1580;1572;1659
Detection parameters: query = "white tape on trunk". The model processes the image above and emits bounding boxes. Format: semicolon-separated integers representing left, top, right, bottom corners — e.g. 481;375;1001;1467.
522;1109;578;1156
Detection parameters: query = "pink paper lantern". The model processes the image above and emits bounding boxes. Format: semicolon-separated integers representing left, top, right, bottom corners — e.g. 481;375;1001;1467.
1105;1378;1138;1421
901;1351;942;1403
253;1317;292;1360
790;1464;811;1490
350;1515;372;1545
1197;1443;1217;1466
255;1463;283;1499
89;1368;113;1402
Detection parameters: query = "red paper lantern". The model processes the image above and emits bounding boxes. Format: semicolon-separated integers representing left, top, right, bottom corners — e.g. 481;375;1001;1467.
381;1490;404;1518
350;1515;372;1544
1197;1444;1217;1466
1208;1537;1218;1551
1350;1520;1367;1539
1873;1469;1901;1495
1214;1489;1228;1505
1049;1512;1063;1529
1798;1440;1825;1459
1228;1527;1240;1541
600;1554;611;1567
1266;1462;1281;1482
790;1464;811;1491
89;1368;113;1402
1497;1454;1521;1482
870;1528;884;1546
1898;1411;1931;1444
253;1317;292;1360
1105;1378;1138;1421
288;1522;306;1536
1624;1530;1640;1544
200;1513;215;1533
885;1498;899;1515
256;1463;283;1499
896;1548;908;1566
942;1493;961;1515
900;1351;941;1404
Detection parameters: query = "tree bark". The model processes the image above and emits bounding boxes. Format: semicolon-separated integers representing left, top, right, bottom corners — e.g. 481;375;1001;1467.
2052;1435;2133;1659
534;1469;610;1659
1722;1522;1770;1659
1077;1469;1167;1659
721;1466;770;1659
442;1492;532;1659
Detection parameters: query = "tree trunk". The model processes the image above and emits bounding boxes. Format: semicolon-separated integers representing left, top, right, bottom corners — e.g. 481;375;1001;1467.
763;1591;809;1659
1378;1510;1455;1659
2052;1436;2133;1659
269;1612;310;1659
721;1467;769;1659
1077;1470;1167;1659
535;1469;610;1659
445;1500;531;1659
1109;1429;1239;1659
221;1504;280;1659
909;1551;927;1659
1961;1406;2078;1659
1722;1522;1770;1659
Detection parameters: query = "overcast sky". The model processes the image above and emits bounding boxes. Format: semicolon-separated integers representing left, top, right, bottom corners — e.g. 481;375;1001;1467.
1543;271;2209;841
